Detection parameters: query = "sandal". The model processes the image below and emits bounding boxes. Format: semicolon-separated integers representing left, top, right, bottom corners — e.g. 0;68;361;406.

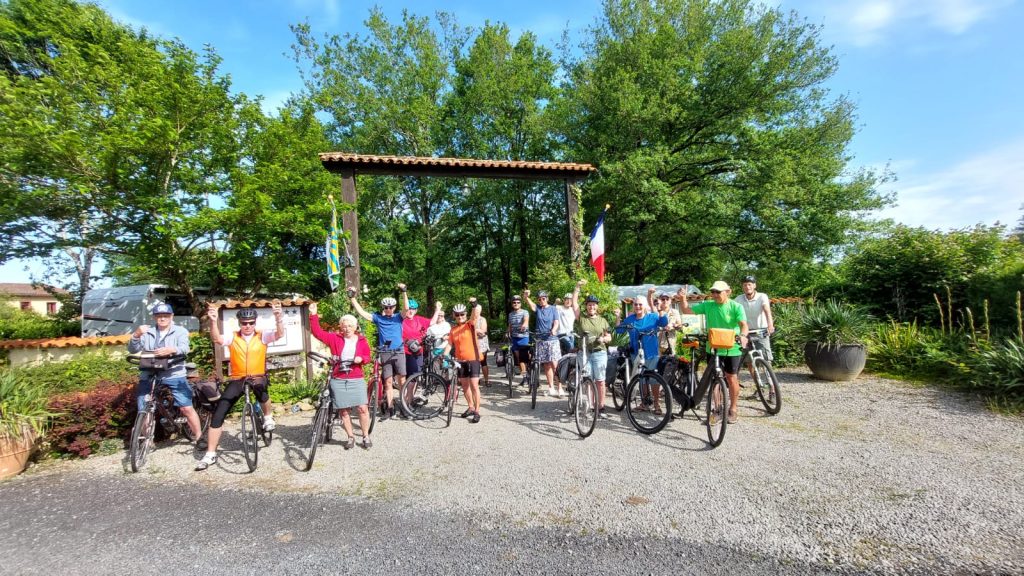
653;406;664;416
727;413;738;424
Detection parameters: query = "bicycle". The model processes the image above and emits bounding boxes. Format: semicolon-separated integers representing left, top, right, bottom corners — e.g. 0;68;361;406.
625;330;736;447
504;338;539;407
615;328;671;429
560;333;597;438
365;340;399;433
304;351;344;471
239;374;273;472
127;354;213;472
400;341;463;427
741;328;782;415
608;341;635;412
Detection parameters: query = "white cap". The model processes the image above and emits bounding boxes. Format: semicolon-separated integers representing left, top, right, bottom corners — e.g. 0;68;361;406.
710;280;730;292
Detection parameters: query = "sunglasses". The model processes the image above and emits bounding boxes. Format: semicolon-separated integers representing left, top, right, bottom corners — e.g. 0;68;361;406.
454;313;467;317
382;305;395;310
710;289;722;294
240;320;256;326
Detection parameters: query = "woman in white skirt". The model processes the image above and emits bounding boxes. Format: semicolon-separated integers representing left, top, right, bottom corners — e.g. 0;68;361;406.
309;303;374;449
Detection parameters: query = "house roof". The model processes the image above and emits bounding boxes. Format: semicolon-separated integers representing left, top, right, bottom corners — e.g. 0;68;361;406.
0;334;132;350
0;283;69;298
319;153;597;180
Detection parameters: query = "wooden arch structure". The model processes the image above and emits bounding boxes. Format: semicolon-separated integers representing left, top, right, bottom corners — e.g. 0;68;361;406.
318;153;598;290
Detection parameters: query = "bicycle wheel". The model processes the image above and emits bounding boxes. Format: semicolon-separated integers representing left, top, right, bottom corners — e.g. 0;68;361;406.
530;364;539;409
129;409;156;473
624;372;672;435
256;406;272;447
401;372;447;420
445;384;456;427
367;377;379;434
574;377;597;438
305;402;330;471
704;374;729;447
610;365;627;412
240;402;259;472
506;356;515;398
752;358;782;415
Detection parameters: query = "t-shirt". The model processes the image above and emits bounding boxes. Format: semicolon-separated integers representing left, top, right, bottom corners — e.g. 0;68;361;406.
450;322;482;362
658;308;682;355
372;312;404;351
556;305;576;336
615;312;668;360
578;315;611;352
535;305;559;341
691;300;746;357
735;292;770;330
508;309;529;338
402;314;431;354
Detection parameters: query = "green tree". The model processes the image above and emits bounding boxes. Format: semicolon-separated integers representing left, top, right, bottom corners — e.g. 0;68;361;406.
555;0;888;286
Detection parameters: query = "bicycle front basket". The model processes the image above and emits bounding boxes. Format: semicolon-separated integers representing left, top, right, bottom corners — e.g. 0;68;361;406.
708;328;735;350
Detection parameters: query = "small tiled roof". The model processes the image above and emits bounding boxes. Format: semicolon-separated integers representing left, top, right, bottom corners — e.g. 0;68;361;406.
0;283;68;298
211;298;311;309
0;334;132;350
319;153;596;180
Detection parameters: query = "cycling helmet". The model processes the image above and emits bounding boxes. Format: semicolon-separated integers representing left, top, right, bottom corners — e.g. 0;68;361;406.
236;308;258;321
152;303;174;315
408;299;419;309
381;296;398;308
452;303;468;314
741;275;756;283
584;295;599;304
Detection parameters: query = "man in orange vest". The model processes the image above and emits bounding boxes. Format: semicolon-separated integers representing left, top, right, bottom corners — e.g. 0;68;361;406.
195;302;285;471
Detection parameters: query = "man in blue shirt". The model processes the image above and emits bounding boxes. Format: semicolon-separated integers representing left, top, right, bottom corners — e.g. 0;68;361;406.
524;289;563;397
350;285;406;420
614;298;669;371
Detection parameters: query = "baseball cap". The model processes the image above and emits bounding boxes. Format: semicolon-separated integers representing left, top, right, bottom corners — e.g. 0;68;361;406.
710;280;730;292
537;290;549;298
741;275;756;283
152;303;174;315
658;292;672;299
511;295;522;302
584;295;599;304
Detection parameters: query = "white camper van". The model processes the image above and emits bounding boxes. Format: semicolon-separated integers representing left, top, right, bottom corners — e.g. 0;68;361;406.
81;285;201;337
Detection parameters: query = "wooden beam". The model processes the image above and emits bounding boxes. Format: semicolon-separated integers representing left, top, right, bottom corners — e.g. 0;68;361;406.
566;179;582;267
340;169;360;291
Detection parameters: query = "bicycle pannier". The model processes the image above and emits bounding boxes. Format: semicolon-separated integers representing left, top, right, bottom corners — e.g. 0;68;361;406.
495;346;507;367
194;380;222;404
138;356;170;371
708;328;735;350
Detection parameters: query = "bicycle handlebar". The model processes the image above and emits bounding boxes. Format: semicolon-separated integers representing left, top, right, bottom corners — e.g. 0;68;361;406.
126;353;187;365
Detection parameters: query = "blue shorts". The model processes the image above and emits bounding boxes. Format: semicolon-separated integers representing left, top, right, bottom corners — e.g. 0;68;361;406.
587;350;608;382
511;336;530;350
136;374;192;412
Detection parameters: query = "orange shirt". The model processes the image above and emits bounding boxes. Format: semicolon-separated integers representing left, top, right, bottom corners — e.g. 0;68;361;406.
449;322;482;362
229;330;268;376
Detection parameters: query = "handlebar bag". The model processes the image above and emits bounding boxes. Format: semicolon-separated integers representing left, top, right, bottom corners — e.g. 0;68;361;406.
708;328;735;350
138;356;171;371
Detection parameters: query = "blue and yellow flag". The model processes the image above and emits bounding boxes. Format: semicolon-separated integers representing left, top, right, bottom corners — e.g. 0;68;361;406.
326;197;341;291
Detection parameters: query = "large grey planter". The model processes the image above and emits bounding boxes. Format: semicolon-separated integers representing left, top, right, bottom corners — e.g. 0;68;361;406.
803;342;867;381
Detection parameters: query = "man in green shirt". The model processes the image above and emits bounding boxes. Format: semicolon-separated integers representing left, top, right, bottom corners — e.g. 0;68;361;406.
679;280;749;423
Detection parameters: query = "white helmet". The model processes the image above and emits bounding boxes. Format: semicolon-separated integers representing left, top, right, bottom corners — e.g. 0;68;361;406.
381;297;398;308
452;303;467;314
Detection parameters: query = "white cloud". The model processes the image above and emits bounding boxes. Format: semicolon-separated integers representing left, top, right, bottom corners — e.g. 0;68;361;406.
816;0;1014;46
875;138;1024;230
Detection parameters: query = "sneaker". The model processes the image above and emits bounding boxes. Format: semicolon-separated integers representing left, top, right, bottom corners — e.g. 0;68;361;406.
194;437;208;449
460;408;473;418
361;436;373;450
598;409;610;420
343;437;355;450
379;410;390;422
263;415;276;432
194;452;217;471
545;388;557;397
557;389;566;398
470;411;481;424
412;394;427;408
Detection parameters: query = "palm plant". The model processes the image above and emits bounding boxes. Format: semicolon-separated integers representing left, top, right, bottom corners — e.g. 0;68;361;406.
790;299;874;348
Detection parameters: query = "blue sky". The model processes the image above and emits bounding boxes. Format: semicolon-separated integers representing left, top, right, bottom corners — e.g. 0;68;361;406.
3;0;1022;285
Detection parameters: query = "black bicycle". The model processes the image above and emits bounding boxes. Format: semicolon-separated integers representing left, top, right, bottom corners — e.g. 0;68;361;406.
625;332;734;447
239;375;273;472
742;329;782;415
400;335;462;426
305;351;348;471
127;354;212;472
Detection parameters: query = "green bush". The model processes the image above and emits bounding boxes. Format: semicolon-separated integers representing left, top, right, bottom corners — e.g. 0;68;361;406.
0;306;79;340
964;339;1024;400
12;350;136;394
0;370;57;437
766;302;801;367
867;320;958;378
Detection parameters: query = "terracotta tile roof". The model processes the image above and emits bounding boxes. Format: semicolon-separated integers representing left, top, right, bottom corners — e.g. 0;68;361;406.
0;334;132;350
0;283;69;298
319;152;596;176
210;298;312;309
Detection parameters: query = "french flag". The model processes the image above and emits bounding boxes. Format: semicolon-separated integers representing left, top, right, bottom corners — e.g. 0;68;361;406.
590;206;608;282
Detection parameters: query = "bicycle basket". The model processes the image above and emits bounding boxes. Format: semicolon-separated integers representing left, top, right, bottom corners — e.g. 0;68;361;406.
708;328;735;350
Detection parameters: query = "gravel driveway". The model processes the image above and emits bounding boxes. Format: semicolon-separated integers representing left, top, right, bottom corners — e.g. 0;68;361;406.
2;367;1022;575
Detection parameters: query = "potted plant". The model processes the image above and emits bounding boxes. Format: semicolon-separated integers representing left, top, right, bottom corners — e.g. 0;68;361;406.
790;299;874;381
0;371;54;479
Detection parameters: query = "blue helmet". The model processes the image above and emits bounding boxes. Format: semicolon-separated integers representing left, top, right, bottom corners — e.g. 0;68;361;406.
408;298;419;309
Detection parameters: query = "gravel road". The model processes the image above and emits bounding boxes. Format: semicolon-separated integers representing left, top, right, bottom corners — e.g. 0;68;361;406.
1;367;1022;575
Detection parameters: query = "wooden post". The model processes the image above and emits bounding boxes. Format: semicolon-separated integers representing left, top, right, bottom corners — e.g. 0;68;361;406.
565;179;582;267
341;169;361;291
301;302;313;384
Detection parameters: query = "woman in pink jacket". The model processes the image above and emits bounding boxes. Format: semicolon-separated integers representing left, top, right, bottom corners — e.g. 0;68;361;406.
309;303;374;450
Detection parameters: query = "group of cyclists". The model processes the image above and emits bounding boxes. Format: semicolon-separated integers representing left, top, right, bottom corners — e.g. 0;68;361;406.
127;275;775;471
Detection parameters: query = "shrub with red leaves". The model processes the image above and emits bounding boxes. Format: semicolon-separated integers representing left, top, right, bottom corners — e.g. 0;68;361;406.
47;379;137;458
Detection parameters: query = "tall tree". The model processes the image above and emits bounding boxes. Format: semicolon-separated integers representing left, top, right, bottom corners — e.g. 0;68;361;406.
556;0;889;286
